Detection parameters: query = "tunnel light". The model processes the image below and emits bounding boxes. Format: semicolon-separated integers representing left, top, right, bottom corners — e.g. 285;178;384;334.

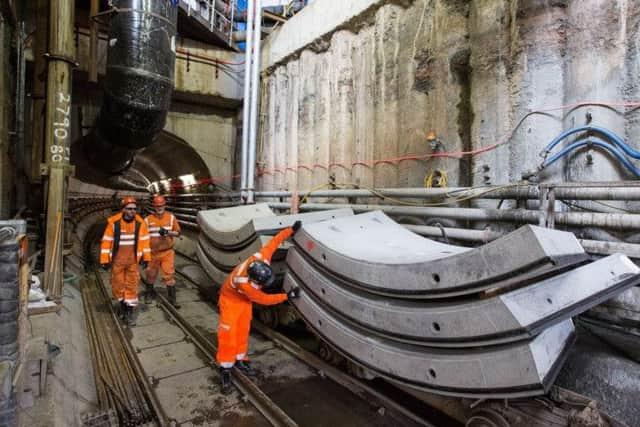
179;174;197;187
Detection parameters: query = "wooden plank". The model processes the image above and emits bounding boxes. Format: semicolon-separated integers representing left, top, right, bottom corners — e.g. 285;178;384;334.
27;305;61;316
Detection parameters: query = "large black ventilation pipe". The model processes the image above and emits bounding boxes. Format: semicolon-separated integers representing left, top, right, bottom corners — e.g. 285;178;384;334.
85;0;178;174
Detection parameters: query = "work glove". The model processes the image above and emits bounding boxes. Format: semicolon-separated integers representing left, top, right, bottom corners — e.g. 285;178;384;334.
100;263;110;272
291;220;302;234
159;228;169;237
287;287;301;299
140;260;149;270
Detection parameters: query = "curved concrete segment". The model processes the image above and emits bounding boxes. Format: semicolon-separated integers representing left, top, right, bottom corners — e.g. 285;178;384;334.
198;234;290;269
196;242;229;285
286;284;575;398
197;204;275;248
294;211;588;298
286;250;640;347
198;206;354;249
197;238;289;284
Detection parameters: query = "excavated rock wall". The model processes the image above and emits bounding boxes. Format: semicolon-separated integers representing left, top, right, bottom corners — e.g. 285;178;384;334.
258;0;640;192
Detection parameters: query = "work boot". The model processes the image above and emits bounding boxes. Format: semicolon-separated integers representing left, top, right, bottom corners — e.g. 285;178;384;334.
167;286;181;309
118;301;127;321
219;367;233;395
122;304;130;325
144;283;155;305
128;305;138;327
235;360;257;377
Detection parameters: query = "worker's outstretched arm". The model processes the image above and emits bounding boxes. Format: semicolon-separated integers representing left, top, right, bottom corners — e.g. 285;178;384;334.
237;281;288;306
258;227;294;263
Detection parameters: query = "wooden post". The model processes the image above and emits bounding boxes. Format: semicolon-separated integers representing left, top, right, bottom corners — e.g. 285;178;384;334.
43;0;75;297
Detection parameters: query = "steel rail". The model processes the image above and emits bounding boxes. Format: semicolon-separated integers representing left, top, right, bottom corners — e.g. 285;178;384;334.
92;269;169;426
154;292;299;427
251;321;437;427
171;260;437;427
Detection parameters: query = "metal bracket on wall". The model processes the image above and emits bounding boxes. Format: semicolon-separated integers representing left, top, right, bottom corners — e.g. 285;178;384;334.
39;164;75;177
539;186;556;228
42;52;79;68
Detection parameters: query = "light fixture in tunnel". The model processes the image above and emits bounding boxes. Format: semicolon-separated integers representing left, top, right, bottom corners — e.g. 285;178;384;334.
179;174;197;187
149;182;161;194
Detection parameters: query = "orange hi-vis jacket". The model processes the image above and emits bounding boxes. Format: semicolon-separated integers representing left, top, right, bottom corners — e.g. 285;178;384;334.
219;227;293;306
100;213;151;265
145;212;180;253
217;227;293;367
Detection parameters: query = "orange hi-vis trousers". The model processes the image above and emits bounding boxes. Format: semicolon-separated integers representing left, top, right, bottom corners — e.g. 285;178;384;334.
216;297;253;368
146;249;175;286
216;227;293;368
111;262;140;306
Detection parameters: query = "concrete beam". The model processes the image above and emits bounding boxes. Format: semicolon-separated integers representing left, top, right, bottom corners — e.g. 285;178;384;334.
262;0;412;69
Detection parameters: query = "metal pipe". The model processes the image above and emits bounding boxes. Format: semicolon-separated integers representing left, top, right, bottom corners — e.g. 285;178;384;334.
163;184;640;201
269;202;640;230
15;21;26;209
88;0;99;83
579;239;640;258
240;0;254;198
43;0;75;295
405;224;640;259
246;0;263;204
30;0;48;184
255;185;640;201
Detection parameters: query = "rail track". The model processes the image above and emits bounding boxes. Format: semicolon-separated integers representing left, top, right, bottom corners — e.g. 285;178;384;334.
82;237;445;426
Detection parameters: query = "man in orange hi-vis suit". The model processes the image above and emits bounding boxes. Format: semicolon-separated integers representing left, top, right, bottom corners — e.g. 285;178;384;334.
217;221;302;394
144;195;181;307
100;197;151;326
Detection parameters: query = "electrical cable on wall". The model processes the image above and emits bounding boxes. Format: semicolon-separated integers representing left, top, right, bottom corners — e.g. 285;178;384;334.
165;101;640;191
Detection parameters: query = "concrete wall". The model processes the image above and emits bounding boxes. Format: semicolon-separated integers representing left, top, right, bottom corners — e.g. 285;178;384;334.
257;0;640;194
164;104;237;188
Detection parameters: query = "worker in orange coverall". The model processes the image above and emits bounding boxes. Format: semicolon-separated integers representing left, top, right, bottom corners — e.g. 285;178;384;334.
143;195;181;308
100;197;151;326
217;221;302;394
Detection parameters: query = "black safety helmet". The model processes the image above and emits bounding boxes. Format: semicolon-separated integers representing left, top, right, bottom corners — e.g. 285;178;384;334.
247;261;276;289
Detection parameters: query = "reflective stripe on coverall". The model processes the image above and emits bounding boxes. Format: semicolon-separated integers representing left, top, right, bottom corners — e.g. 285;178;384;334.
100;213;151;305
216;227;293;368
145;212;180;286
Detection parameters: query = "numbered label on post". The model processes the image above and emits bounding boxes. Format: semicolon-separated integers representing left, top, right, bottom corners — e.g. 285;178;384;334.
51;92;71;162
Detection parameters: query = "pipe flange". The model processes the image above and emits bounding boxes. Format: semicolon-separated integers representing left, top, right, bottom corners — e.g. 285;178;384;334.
43;53;80;68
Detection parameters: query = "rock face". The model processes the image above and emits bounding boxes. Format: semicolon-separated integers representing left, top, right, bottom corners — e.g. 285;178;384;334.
258;0;640;191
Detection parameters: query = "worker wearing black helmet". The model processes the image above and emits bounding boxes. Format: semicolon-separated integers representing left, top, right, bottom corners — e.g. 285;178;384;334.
216;221;302;394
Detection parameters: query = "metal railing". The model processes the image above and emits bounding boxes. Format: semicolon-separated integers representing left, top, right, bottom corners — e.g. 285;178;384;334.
183;0;237;46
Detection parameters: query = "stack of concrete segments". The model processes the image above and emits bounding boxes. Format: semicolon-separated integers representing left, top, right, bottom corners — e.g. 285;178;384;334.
284;211;640;398
196;204;354;287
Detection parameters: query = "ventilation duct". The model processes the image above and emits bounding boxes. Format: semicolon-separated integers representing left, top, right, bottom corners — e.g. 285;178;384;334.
82;0;178;174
